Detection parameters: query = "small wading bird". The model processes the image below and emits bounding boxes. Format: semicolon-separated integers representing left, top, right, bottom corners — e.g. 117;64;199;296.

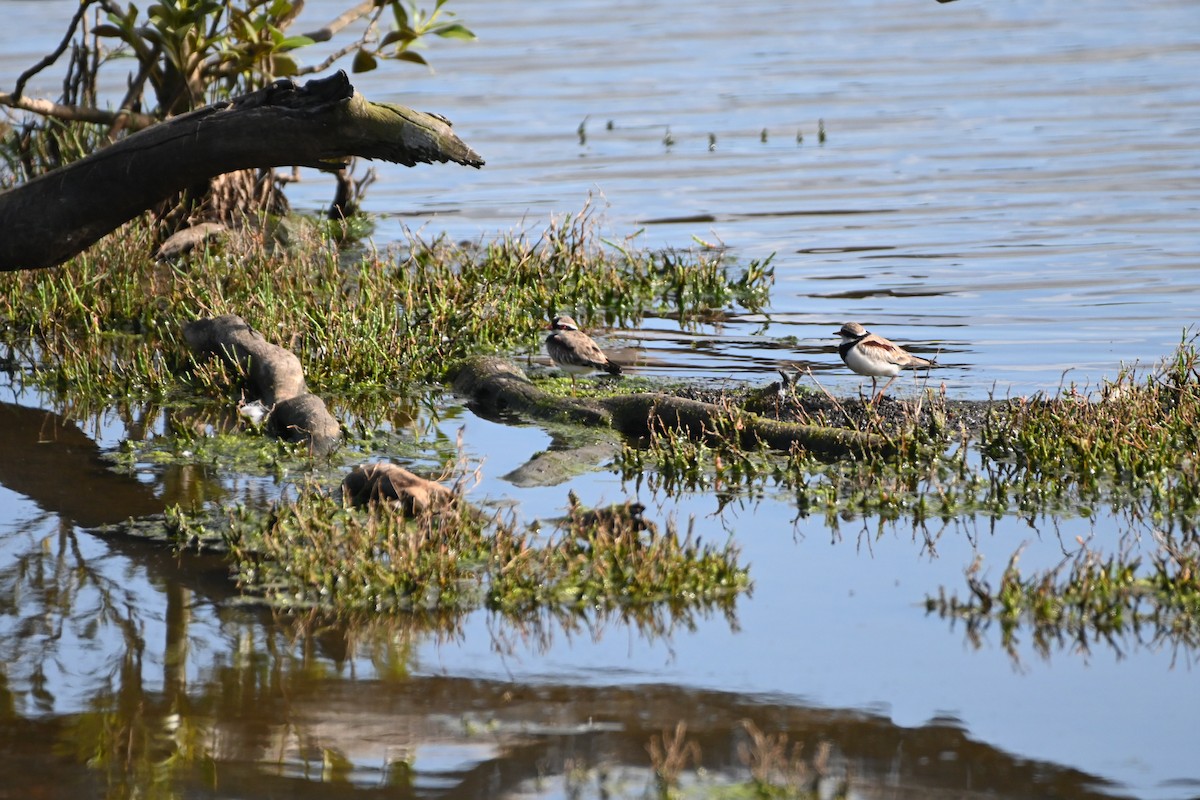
546;315;621;393
835;321;935;401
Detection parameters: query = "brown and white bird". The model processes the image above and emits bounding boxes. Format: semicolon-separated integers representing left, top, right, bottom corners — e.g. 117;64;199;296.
835;321;935;400
546;315;621;392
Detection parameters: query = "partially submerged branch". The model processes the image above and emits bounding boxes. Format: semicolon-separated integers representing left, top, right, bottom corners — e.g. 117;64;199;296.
451;356;891;458
183;314;341;454
0;71;483;271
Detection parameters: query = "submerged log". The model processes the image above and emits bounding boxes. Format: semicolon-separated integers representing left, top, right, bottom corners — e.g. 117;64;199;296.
0;70;484;271
450;355;890;458
183;314;340;453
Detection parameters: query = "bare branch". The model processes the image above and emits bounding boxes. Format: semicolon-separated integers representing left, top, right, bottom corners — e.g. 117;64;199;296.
295;2;384;76
298;0;376;43
0;92;156;130
12;0;95;103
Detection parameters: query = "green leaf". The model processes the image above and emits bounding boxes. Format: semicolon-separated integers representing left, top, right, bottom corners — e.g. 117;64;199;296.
392;2;410;31
432;23;475;41
272;54;299;77
277;35;316;50
380;30;416;48
352;48;379;73
392;50;429;67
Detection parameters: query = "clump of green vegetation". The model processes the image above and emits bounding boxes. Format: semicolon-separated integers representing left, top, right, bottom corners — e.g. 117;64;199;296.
617;337;1200;539
166;480;749;617
981;331;1200;533
0;205;773;411
917;336;1200;656
616;389;1003;528
492;499;748;613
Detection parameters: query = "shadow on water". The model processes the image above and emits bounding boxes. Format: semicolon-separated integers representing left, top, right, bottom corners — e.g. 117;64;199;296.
0;399;164;527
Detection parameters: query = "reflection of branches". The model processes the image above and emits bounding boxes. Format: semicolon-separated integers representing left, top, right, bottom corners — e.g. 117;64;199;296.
0;518;206;798
647;721;701;796
485;600;741;662
276;606;468;670
0;520;147;711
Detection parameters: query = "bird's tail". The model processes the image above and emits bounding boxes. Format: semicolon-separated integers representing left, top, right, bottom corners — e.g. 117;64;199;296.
605;362;622;375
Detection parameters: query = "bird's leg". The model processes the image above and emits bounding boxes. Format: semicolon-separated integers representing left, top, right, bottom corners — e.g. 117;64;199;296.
873;375;897;403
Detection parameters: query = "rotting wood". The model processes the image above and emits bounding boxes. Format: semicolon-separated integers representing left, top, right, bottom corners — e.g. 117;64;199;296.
450;355;891;458
0;70;484;271
341;463;456;514
183;314;340;454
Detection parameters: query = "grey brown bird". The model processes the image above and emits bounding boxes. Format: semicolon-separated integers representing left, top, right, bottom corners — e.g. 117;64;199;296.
835;321;935;400
546;315;621;392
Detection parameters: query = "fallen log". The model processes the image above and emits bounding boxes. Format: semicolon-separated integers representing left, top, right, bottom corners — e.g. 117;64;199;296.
183;314;340;454
450;355;891;459
0;70;483;271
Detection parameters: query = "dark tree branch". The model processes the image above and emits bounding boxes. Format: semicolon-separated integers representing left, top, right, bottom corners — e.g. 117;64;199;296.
12;0;94;103
0;71;483;271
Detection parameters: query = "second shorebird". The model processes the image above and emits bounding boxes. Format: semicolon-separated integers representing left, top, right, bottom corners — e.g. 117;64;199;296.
546;315;622;393
835;321;935;401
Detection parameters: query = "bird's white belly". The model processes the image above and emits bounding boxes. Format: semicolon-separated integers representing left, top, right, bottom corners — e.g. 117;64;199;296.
557;361;597;375
845;346;901;377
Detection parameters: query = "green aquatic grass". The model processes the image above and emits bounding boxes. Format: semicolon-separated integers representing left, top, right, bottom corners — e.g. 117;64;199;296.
617;338;1200;537
981;331;1200;533
165;481;749;617
0;203;773;409
615;389;1003;527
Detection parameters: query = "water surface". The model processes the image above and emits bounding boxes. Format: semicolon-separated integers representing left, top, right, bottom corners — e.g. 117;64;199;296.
2;0;1199;797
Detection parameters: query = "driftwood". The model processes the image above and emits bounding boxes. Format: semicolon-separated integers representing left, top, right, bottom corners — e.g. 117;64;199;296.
0;70;483;271
341;463;456;514
183;314;340;453
451;356;891;458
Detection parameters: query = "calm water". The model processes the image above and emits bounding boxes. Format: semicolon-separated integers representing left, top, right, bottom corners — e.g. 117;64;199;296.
3;0;1200;797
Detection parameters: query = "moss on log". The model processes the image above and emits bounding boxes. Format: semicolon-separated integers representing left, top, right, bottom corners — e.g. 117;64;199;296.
450;355;891;458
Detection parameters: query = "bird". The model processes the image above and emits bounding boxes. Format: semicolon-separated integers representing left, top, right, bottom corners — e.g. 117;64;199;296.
545;315;621;392
834;321;935;400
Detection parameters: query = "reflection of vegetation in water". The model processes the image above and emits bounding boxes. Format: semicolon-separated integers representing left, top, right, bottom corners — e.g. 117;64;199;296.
643;719;841;800
0;520;1137;800
0;526;206;799
930;334;1200;659
928;536;1200;662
